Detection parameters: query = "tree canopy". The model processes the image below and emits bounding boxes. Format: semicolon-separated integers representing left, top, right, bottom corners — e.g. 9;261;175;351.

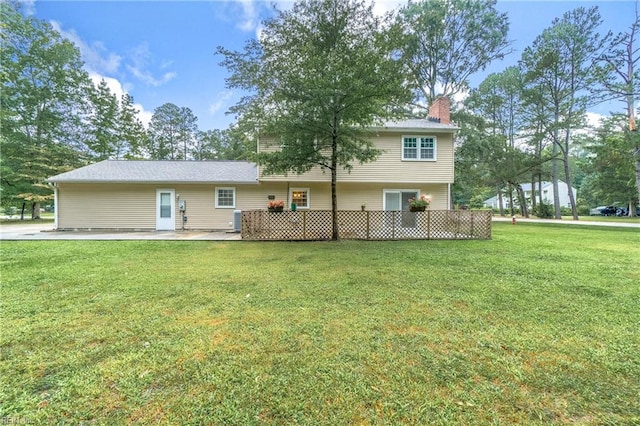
217;0;412;239
0;1;91;216
397;0;511;108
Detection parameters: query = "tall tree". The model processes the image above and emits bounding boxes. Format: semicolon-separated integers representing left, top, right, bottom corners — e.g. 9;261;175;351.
520;7;608;219
193;127;255;160
117;93;147;159
596;3;640;208
464;67;533;216
146;103;198;160
0;1;90;218
86;79;119;160
397;0;511;109
217;0;411;240
466;67;525;146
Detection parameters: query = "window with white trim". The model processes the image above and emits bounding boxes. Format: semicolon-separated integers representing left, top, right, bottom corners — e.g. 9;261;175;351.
215;187;236;208
290;188;309;209
402;136;436;161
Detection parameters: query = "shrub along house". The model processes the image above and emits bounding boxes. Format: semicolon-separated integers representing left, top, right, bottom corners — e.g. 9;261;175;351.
49;98;491;238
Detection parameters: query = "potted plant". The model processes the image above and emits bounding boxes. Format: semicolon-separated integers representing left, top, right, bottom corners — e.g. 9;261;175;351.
408;194;430;212
268;199;285;212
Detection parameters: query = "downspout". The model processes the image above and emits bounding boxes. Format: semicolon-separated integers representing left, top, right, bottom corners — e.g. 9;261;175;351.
53;184;58;229
256;131;260;181
448;183;451;210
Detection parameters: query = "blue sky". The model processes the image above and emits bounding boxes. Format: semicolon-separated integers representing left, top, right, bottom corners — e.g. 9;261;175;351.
29;0;633;131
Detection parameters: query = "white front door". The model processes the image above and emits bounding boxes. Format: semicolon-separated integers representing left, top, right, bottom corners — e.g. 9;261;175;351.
156;189;175;230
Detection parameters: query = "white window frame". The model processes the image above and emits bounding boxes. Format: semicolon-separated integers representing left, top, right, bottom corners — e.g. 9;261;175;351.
402;135;437;161
289;187;310;209
382;189;420;211
215;187;236;208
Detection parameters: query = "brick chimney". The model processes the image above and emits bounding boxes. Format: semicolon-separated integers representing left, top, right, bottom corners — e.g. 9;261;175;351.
428;96;451;125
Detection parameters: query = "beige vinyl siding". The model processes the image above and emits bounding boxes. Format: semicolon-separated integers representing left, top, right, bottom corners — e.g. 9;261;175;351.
336;183;449;211
238;182;332;210
57;183;259;231
258;131;455;184
57;184;156;230
56;181;449;230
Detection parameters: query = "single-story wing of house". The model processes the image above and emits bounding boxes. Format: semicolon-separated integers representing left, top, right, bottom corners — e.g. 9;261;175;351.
48;160;261;231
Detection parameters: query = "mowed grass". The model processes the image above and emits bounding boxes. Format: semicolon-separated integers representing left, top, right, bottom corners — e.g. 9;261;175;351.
1;223;639;425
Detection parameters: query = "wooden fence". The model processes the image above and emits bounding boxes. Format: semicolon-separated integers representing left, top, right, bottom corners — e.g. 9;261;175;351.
241;210;492;241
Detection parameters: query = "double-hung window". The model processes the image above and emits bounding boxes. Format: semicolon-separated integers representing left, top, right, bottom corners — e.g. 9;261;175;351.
290;188;309;209
403;136;436;161
215;187;236;208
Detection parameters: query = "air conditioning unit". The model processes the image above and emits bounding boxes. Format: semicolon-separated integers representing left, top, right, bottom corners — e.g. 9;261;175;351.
233;210;242;233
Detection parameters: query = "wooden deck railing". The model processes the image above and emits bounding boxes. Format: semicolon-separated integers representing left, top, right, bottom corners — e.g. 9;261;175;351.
241;210;492;241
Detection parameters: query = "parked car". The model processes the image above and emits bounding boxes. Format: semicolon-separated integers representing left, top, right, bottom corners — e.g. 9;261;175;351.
615;206;640;216
589;206;608;215
599;206;618;216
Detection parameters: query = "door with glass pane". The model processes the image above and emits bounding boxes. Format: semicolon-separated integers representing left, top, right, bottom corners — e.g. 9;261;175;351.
384;190;419;228
156;189;175;230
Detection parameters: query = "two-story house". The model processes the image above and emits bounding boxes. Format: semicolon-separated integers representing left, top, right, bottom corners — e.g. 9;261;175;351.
48;99;458;231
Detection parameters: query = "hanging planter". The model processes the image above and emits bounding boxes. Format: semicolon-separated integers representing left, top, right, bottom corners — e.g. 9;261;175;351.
408;194;431;212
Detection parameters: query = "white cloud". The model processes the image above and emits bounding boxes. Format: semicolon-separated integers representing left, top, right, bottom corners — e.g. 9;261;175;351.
126;43;177;87
50;21;122;75
89;74;125;99
209;91;234;115
585;112;605;129
136;105;153;128
237;0;258;31
217;0;261;32
88;73;152;127
370;0;404;17
19;0;36;16
48;21;155;128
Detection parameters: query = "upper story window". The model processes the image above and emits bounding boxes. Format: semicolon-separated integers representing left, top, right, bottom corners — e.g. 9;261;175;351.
215;187;236;208
402;136;436;161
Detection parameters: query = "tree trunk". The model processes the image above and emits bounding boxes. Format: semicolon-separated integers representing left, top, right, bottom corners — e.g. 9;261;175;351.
538;176;544;210
31;202;41;220
497;185;505;216
530;176;537;211
560;122;579;220
508;183;515;216
330;116;339;241
552;144;561;219
634;144;640;212
20;202;26;221
516;184;529;217
562;153;578;220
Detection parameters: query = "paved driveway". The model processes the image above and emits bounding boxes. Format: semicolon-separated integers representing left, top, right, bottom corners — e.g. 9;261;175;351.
0;222;242;240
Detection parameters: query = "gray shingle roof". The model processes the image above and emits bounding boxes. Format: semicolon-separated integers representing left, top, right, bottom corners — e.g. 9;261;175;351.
378;118;459;131
48;160;258;184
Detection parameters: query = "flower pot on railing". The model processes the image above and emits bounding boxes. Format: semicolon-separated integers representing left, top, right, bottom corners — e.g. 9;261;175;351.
267;199;285;212
409;206;426;212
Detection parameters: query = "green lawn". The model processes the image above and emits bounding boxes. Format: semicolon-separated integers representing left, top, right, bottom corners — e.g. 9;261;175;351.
1;223;639;425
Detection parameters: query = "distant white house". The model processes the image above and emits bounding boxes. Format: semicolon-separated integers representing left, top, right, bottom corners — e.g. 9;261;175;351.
484;181;577;209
